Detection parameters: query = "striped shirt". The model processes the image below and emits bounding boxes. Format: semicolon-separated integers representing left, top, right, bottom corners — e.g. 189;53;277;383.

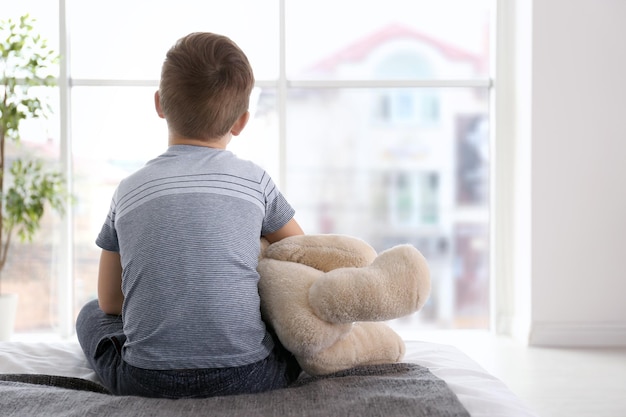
96;145;295;370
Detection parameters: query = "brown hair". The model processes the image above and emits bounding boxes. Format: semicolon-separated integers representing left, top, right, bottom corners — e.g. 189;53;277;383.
158;32;254;140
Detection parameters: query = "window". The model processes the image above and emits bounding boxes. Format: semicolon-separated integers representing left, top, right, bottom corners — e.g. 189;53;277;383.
7;0;493;337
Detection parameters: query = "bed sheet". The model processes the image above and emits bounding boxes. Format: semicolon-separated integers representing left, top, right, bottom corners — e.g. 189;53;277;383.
0;339;537;417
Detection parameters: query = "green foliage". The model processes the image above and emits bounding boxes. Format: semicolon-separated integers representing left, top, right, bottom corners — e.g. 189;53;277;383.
0;14;67;293
1;14;58;145
5;159;66;242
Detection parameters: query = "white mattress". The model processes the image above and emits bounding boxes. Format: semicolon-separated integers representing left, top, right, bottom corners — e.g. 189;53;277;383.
0;339;538;417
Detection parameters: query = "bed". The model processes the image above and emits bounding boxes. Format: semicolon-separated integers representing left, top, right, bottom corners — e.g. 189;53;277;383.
0;339;538;417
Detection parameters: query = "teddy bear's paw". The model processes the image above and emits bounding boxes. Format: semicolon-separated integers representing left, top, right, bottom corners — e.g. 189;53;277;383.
309;244;431;324
263;234;377;272
297;322;405;376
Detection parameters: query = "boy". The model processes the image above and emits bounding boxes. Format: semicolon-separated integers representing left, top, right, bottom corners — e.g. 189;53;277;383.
76;32;304;398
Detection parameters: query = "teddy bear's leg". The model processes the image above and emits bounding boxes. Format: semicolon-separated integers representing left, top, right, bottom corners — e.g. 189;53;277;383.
257;258;353;358
263;234;378;272
297;322;405;376
309;244;431;324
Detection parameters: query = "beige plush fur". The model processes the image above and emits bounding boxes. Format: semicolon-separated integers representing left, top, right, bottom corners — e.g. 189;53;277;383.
258;234;431;376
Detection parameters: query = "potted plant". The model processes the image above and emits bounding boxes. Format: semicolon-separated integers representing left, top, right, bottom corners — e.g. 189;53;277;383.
0;14;67;340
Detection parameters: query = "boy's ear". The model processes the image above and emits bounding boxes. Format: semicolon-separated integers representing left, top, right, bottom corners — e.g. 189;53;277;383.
231;111;250;136
154;91;165;119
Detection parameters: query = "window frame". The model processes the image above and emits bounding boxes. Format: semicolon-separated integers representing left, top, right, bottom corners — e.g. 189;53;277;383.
49;0;506;338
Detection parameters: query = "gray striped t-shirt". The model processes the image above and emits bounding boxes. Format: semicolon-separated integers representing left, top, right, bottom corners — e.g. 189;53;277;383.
96;145;295;370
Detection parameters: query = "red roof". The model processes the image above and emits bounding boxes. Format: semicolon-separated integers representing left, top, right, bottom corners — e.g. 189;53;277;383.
308;23;486;73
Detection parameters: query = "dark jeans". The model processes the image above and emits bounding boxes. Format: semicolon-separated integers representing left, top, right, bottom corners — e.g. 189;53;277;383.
76;300;301;398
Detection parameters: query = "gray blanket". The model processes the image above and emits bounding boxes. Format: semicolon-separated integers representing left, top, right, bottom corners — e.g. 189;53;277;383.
0;363;469;417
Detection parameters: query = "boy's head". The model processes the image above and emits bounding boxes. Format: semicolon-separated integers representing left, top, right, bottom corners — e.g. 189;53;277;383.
158;32;254;141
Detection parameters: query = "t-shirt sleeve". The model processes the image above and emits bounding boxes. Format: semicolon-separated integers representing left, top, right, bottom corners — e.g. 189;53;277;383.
96;193;120;252
261;174;295;235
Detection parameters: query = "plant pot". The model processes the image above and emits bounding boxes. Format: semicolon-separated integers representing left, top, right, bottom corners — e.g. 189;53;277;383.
0;293;18;341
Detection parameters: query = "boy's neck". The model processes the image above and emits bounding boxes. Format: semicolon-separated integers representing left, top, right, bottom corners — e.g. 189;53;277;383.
169;134;231;150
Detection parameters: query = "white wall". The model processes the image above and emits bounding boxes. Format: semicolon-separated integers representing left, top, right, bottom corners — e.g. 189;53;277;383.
527;0;626;346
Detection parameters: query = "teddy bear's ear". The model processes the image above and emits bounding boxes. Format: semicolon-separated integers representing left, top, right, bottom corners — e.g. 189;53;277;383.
264;234;377;272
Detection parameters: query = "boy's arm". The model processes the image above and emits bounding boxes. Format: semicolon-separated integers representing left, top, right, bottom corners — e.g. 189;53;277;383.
97;249;124;315
264;218;304;244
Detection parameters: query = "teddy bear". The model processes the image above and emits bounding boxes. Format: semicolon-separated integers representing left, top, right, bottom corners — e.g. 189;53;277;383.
257;234;431;376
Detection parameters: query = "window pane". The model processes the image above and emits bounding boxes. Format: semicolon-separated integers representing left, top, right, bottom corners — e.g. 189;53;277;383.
1;5;61;335
229;88;281;181
285;88;490;330
286;0;491;80
3;88;62;334
69;0;279;80
1;1;59;60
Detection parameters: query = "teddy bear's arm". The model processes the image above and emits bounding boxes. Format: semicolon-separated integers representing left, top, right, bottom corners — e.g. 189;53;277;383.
263;235;378;272
308;244;431;324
